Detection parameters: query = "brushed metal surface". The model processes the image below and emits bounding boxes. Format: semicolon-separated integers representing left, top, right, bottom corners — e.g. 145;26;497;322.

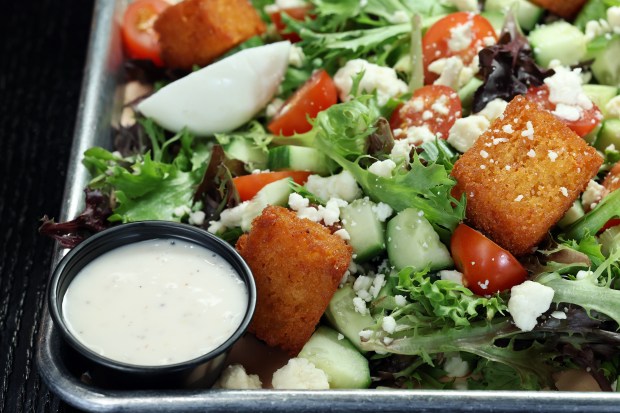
35;0;620;411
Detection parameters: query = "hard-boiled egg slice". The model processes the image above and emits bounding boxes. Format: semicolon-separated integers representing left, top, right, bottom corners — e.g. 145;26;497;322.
137;41;291;136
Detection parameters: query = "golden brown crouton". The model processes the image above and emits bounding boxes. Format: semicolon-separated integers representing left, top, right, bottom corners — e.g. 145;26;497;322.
603;162;620;193
155;0;266;70
528;0;588;19
236;206;352;355
451;95;602;256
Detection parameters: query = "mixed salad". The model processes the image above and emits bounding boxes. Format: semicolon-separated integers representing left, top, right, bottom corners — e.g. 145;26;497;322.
41;0;620;391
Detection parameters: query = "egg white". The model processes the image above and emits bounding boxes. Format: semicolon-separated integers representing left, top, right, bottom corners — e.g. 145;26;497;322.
137;41;292;136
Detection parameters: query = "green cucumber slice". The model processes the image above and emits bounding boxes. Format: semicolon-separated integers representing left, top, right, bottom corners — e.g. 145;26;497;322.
386;208;453;271
298;326;371;389
240;178;292;231
339;198;386;262
268;146;336;175
325;285;375;352
528;21;587;67
595;119;620;151
484;0;543;31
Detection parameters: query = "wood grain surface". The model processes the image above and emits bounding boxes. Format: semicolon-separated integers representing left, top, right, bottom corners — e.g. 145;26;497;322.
0;1;94;411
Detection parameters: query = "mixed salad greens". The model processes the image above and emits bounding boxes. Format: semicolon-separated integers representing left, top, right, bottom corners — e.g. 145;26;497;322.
41;0;620;391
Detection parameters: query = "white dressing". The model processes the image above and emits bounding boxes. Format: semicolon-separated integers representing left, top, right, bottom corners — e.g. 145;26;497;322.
137;41;291;136
62;239;248;366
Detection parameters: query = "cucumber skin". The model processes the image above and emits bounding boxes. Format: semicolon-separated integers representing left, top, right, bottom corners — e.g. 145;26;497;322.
528;21;587;67
339;199;386;262
582;84;619;120
595;119;620;151
386;208;453;272
268;146;335;175
298;326;371;389
592;36;620;88
324;285;375;352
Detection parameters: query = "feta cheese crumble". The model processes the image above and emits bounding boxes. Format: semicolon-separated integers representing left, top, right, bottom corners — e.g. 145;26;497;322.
272;358;330;390
215;364;262;389
508;281;554;332
333;59;407;106
304;170;363;202
447;115;490;153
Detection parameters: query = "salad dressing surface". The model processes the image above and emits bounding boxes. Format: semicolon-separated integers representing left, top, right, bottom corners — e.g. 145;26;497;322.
62;239;248;366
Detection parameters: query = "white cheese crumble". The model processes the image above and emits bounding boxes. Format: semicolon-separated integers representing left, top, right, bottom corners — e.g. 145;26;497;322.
288;193;348;226
388;10;410;24
304;170;363;202
476;98;508;122
394;295;407;307
265;0;308;13
208;201;249;233
544;66;593;121
447;115;490;153
372;201;393;222
429;55;479;91
527;149;536;158
334;228;351;241
271;358;330;390
390;125;436;160
368;159;397;178
382;316;397;334
448;21;474;52
508;281;554;332
266;97;284;118
551;311;567;320
288;45;305;68
443;354;470;378
438;270;464;285
333;59;407;106
547;150;558;162
560;187;569;197
514;194;524;202
582;179;608;211
215;364;262;389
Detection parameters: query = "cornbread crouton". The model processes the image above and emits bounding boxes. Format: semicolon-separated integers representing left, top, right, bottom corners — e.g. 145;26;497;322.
528;0;588;19
155;0;266;70
603;162;620;193
236;205;352;355
451;95;603;256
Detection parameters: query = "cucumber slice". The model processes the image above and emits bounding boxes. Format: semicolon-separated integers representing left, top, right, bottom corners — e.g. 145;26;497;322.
582;84;619;119
221;138;268;169
592;35;620;87
339;199;386;262
324;285;375;352
528;21;587;67
386;208;453;271
298;326;371;389
240;178;292;231
480;11;505;36
595;119;620;151
557;200;585;229
484;0;543;31
458;77;484;116
268;146;336;175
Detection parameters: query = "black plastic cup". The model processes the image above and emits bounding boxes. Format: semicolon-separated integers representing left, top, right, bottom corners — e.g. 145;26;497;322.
47;221;256;389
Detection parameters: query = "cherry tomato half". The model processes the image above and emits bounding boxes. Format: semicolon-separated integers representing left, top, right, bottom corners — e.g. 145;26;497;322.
450;224;527;296
526;85;602;137
268;69;338;136
233;171;312;201
422;12;497;84
121;0;170;66
600;218;620;233
389;85;462;140
269;6;312;43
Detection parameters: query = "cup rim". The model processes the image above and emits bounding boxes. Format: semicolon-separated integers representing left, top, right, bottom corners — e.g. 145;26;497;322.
48;221;256;375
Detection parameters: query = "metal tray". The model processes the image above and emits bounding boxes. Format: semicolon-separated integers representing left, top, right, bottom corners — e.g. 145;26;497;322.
35;0;620;411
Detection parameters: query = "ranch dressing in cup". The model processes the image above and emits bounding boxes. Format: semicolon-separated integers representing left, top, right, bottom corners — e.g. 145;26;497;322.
62;238;248;367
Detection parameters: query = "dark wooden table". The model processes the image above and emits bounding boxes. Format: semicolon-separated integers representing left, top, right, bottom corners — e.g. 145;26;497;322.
1;1;94;411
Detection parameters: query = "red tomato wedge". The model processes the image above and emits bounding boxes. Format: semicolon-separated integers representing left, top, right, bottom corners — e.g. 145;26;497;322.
268;69;338;136
233;171;312;201
600;218;620;233
526;85;602;137
422;12;497;85
121;0;170;66
269;6;312;43
451;224;527;296
389;85;462;140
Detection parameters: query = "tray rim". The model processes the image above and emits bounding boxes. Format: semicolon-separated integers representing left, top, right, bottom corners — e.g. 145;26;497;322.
36;0;620;411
